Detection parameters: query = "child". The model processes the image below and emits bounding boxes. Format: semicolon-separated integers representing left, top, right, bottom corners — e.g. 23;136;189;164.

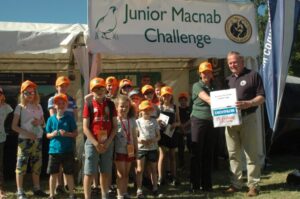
177;92;192;170
157;86;181;186
136;100;160;198
114;95;138;199
141;85;160;118
0;88;13;198
45;93;78;199
48;76;77;194
118;79;133;96
11;80;48;199
106;76;119;102
128;89;142;118
83;77;117;199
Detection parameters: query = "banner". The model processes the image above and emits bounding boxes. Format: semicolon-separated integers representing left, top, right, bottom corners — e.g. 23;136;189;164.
260;0;300;138
88;0;259;58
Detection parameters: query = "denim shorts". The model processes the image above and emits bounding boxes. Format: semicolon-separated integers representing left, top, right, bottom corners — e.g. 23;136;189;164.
84;139;114;175
137;150;158;162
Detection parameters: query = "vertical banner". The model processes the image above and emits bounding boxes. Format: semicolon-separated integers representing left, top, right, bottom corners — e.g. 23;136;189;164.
260;0;300;138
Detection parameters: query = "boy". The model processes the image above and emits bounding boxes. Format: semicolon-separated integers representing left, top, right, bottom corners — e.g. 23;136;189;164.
48;76;78;193
83;77;117;199
45;93;78;199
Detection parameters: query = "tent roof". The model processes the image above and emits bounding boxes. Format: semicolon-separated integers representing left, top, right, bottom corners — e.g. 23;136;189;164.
0;22;87;57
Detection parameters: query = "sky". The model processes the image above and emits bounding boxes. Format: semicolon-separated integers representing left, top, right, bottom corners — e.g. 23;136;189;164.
0;0;87;24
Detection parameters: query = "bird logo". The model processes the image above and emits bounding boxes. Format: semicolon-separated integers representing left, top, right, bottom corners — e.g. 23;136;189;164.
95;6;118;40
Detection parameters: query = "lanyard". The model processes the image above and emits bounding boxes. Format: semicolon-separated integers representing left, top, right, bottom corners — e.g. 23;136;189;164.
119;117;131;143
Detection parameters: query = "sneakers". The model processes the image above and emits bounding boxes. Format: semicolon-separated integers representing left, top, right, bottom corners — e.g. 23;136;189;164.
33;189;48;197
171;178;180;186
55;185;66;194
123;193;131;199
246;187;259;197
48;196;56;199
17;193;28;199
137;192;145;199
152;189;159;197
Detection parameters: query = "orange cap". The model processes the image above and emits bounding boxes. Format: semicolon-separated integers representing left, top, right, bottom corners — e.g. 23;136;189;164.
90;77;106;91
139;100;153;111
53;93;68;104
55;76;70;87
119;79;133;88
160;86;173;96
199;61;213;73
141;85;154;94
21;80;37;93
178;92;189;99
106;76;118;86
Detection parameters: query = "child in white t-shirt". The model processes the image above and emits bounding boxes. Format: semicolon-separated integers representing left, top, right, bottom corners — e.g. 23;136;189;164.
136;100;160;198
0;87;13;198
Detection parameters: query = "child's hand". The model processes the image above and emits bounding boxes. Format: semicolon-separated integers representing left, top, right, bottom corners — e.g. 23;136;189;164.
52;130;58;137
95;143;106;153
59;130;66;136
28;132;37;140
31;118;41;126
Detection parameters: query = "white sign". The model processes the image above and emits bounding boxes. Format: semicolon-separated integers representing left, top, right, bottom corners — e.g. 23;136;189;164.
88;0;259;57
210;88;241;127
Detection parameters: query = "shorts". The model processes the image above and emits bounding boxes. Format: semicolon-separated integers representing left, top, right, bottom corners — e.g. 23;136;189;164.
115;153;135;162
137;150;158;162
84;139;114;175
47;153;75;175
16;139;42;175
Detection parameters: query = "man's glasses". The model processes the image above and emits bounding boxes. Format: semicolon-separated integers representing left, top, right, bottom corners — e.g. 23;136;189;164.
23;91;36;96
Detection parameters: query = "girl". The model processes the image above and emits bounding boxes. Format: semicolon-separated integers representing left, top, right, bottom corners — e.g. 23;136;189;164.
0;88;13;198
141;85;160;118
157;86;181;186
118;79;133;96
136;100;160;198
11;80;48;199
114;95;138;199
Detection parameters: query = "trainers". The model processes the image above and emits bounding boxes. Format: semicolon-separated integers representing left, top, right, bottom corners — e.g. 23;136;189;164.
17;193;28;199
224;185;240;194
55;185;66;194
123;193;131;199
69;195;77;199
246;187;259;197
152;189;158;197
33;189;48;197
48;196;56;199
137;192;145;199
171;178;180;186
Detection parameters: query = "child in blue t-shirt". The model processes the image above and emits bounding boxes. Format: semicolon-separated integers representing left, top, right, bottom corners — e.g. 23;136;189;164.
45;93;78;199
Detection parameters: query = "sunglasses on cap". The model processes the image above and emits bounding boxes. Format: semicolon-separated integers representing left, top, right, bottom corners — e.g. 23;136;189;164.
93;87;106;92
23;91;36;96
122;85;132;89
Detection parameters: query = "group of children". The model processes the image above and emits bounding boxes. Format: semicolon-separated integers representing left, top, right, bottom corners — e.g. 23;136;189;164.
0;75;191;199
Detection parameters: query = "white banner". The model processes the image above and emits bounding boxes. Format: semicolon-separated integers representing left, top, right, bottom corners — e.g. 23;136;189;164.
88;0;259;58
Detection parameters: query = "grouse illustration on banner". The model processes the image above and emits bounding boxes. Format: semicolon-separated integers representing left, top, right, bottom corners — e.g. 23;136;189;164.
95;6;118;40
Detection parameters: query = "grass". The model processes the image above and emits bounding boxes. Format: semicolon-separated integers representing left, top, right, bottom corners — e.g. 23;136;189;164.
3;154;300;199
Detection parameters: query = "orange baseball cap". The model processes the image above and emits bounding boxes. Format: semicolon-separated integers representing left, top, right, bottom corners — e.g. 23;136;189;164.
160;86;173;96
90;77;106;91
141;85;154;94
178;92;189;99
199;61;213;73
119;79;133;88
139;100;153;111
55;76;70;87
53;93;68;104
21;80;37;93
106;76;118;86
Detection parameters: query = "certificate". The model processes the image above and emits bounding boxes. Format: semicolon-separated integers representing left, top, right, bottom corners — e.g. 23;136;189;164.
210;88;241;127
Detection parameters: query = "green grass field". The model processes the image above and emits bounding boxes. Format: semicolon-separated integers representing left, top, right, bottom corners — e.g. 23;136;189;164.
3;154;300;199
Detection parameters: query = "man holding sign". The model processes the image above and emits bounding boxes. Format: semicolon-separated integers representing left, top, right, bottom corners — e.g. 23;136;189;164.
224;51;265;197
